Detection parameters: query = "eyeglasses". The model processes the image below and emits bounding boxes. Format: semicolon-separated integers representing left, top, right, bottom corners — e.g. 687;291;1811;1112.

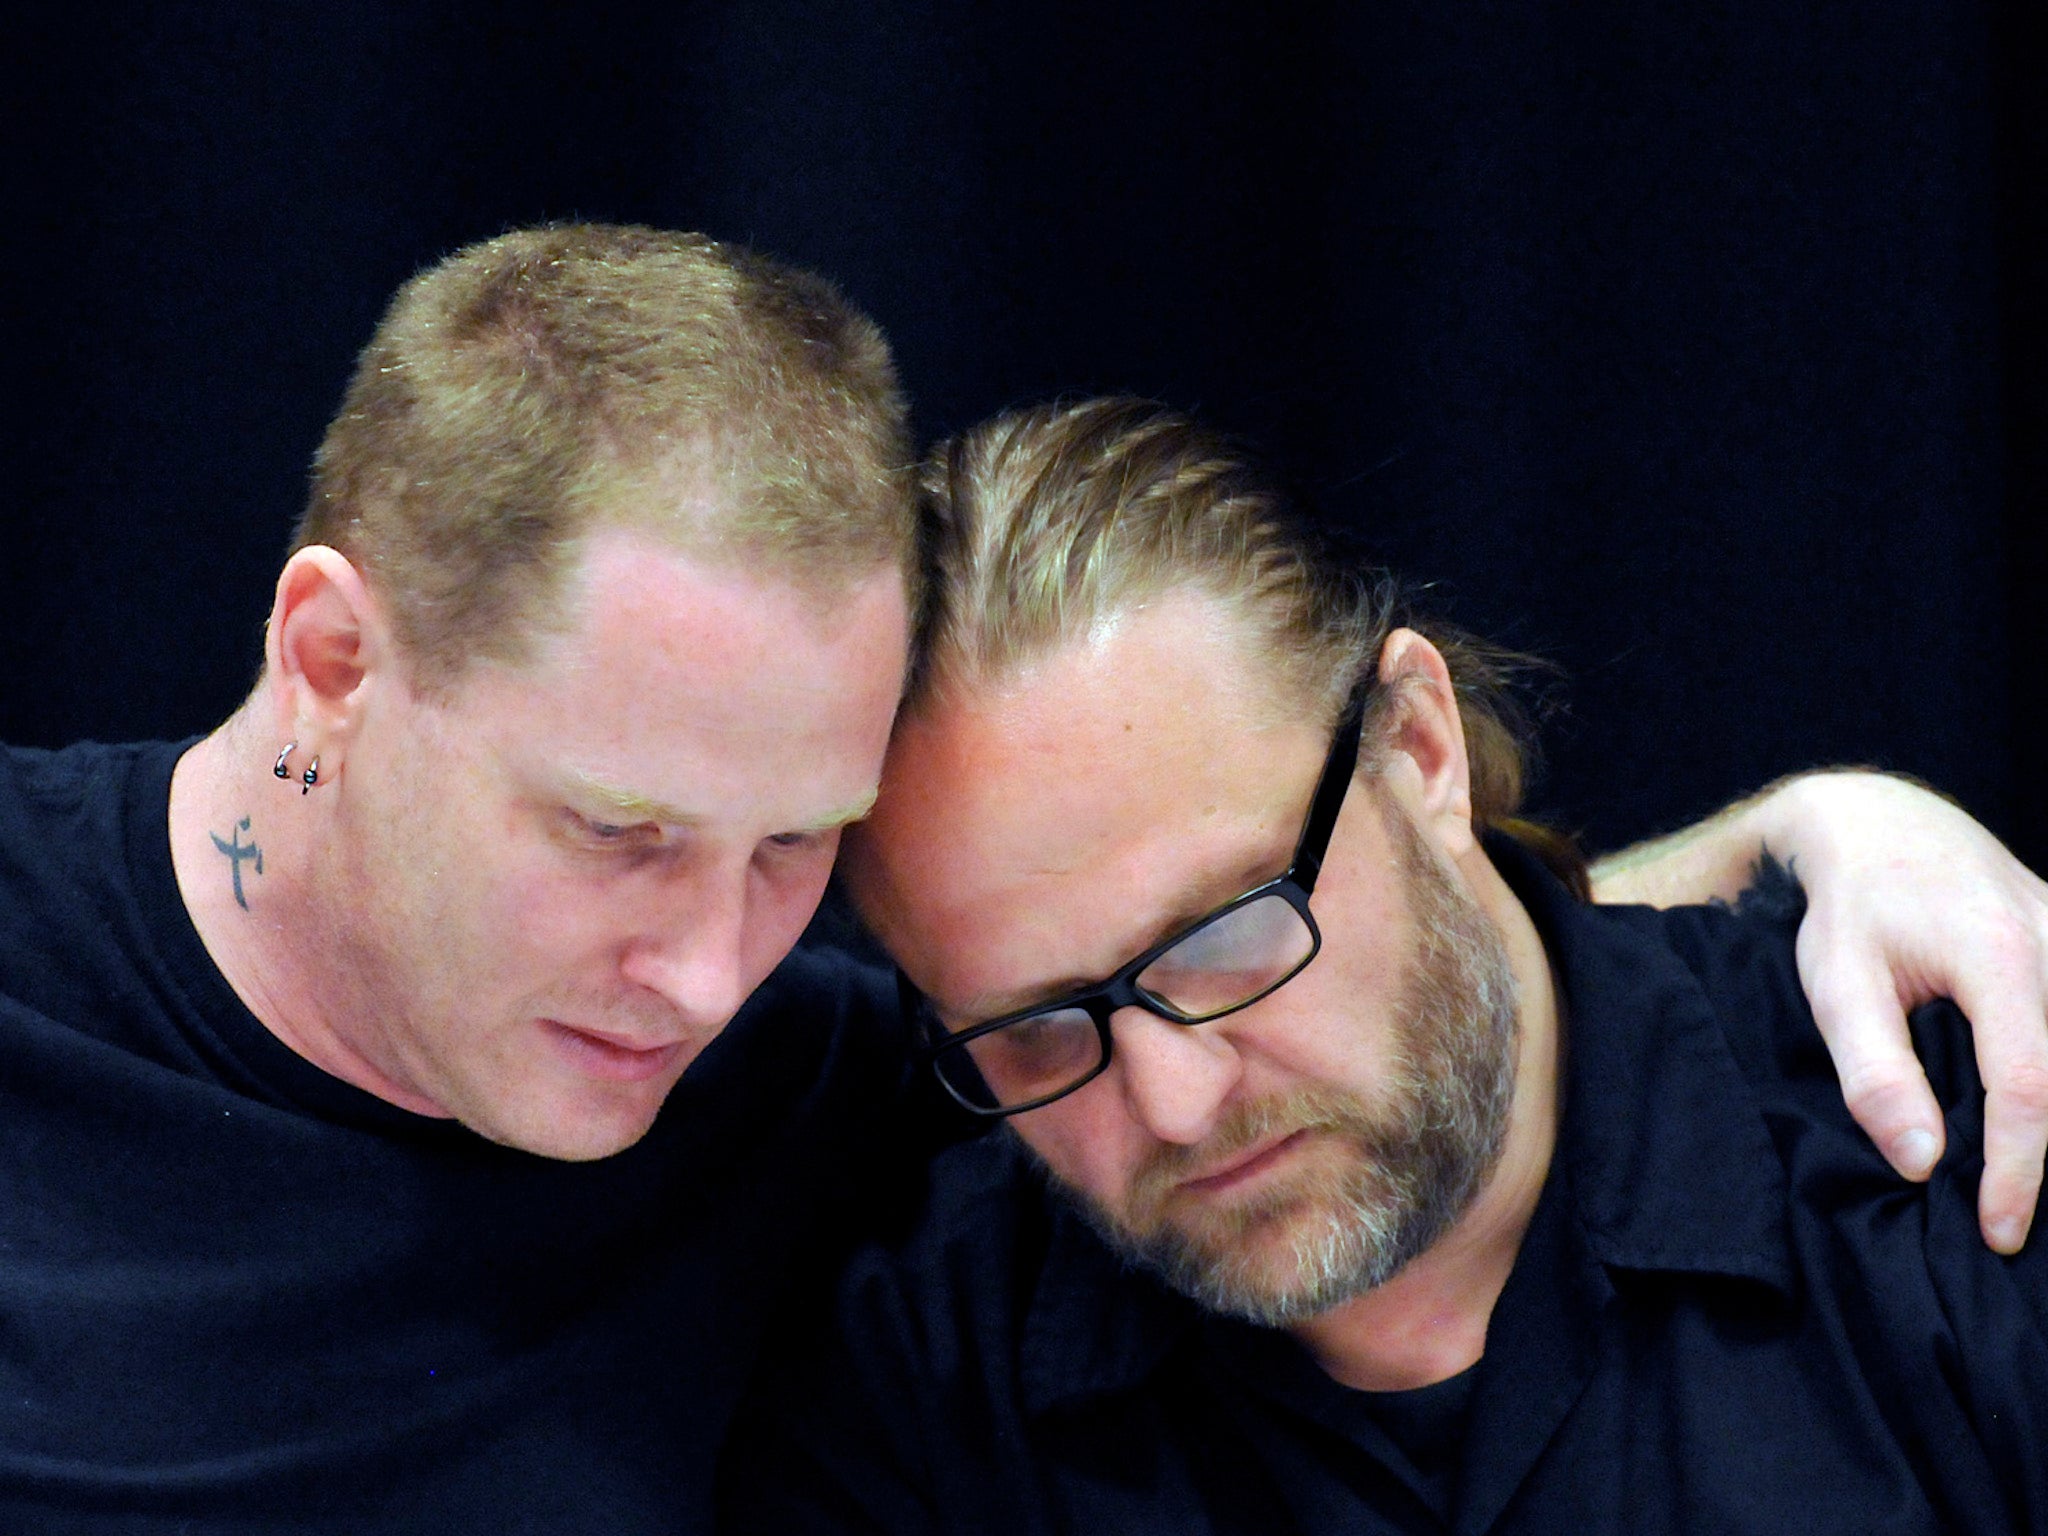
909;683;1367;1118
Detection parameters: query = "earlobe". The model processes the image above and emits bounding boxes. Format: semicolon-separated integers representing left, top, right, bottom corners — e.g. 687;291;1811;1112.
1375;629;1476;850
265;546;384;764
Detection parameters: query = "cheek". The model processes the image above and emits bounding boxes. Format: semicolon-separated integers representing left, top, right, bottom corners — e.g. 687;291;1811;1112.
776;844;840;916
1260;874;1423;1081
1233;977;1406;1112
748;843;841;944
1262;962;1397;1076
1016;1096;1137;1205
489;859;639;971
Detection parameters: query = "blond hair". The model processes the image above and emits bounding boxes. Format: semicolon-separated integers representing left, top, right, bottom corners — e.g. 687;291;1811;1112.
915;397;1584;892
296;224;916;688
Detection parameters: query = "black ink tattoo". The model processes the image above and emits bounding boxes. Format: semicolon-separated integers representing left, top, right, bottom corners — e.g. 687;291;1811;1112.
210;816;264;910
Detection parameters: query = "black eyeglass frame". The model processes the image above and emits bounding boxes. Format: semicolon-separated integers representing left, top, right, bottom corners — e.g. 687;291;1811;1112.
910;681;1370;1118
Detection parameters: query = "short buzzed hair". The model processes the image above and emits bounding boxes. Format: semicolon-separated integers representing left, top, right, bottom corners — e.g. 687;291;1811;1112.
296;224;916;689
915;396;1584;891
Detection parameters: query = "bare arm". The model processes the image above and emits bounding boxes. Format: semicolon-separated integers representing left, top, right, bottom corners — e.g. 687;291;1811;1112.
1593;770;2048;1253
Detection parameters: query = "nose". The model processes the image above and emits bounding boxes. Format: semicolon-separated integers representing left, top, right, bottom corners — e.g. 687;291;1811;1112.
616;873;756;1034
1109;1008;1244;1145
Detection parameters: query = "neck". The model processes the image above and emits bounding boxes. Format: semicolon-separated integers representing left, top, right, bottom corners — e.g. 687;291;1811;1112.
170;708;306;1019
1288;846;1562;1392
168;703;443;1114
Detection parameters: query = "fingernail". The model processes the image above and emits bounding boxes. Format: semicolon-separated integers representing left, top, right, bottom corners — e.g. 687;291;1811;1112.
1989;1217;2027;1255
1894;1129;1938;1179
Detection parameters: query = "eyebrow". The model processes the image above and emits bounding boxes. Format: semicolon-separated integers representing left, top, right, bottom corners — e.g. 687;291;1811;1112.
565;771;880;834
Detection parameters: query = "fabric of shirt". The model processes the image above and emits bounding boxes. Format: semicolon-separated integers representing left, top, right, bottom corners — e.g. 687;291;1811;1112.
0;739;937;1535
719;836;2048;1535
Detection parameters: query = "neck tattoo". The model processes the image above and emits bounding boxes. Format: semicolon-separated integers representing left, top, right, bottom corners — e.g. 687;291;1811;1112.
209;815;264;910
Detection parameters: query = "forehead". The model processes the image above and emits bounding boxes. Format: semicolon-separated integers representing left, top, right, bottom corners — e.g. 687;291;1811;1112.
853;593;1327;1009
447;525;910;831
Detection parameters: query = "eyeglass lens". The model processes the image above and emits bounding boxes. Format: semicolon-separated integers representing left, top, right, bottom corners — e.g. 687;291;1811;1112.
1134;890;1318;1017
933;889;1316;1111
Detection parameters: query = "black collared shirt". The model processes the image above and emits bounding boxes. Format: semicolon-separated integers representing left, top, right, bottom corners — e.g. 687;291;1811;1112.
720;839;2048;1534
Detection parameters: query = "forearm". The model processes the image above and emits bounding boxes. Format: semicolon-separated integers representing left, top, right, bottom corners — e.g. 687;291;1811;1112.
1590;775;1791;907
1590;769;1918;908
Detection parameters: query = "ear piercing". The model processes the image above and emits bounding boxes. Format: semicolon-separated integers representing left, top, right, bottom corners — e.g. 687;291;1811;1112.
273;741;321;794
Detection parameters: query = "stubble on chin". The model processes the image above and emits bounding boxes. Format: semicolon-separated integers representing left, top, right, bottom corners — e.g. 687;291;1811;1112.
1046;810;1521;1328
1082;1083;1441;1327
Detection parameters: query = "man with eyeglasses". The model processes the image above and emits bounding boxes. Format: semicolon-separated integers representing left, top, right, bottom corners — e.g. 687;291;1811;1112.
719;396;2048;1534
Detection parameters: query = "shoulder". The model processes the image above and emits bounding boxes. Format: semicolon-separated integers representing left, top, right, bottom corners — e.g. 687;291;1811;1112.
0;737;160;822
1548;845;1868;1119
827;1129;1177;1423
1644;857;1834;1084
1651;854;1809;1028
749;1127;1068;1421
0;738;183;884
1649;858;1988;1133
1512;839;1837;1128
1618;864;2043;1317
693;939;909;1113
0;739;184;999
717;1131;1061;1533
836;1130;1053;1349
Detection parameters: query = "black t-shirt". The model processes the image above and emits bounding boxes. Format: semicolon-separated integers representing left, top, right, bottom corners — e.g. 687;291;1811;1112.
720;839;2048;1534
0;740;936;1534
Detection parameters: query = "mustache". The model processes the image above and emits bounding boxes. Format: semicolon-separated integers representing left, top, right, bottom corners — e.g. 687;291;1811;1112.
1127;1085;1392;1213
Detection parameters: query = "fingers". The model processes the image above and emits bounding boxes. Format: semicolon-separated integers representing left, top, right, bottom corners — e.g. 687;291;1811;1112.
1803;927;2048;1251
1938;907;2048;1252
1978;1113;2045;1255
1960;999;2048;1254
1764;770;2048;1253
1796;925;1946;1182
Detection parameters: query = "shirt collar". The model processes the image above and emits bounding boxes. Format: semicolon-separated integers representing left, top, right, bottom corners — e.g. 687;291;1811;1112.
1492;833;1796;1297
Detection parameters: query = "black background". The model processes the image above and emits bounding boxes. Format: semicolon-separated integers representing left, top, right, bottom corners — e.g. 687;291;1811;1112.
5;1;2042;866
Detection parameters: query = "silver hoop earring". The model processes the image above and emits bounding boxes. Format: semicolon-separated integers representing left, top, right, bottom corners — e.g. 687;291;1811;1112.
274;742;297;780
301;757;320;795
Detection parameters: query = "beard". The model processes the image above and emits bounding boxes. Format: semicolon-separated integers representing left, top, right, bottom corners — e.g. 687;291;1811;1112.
1049;804;1522;1327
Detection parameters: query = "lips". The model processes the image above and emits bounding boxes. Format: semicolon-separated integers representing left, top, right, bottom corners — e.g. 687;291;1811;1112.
543;1019;690;1083
1176;1128;1313;1197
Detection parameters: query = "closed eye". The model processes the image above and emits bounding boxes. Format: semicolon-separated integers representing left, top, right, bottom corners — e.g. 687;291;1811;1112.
564;809;659;848
764;828;836;852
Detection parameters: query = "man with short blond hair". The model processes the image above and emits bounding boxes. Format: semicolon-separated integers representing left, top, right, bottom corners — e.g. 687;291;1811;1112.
0;225;926;1532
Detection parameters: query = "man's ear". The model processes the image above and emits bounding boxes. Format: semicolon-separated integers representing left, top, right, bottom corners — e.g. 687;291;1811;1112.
1374;628;1476;854
264;546;388;761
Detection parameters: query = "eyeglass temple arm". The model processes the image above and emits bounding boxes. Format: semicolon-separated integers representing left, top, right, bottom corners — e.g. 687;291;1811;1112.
1287;687;1368;897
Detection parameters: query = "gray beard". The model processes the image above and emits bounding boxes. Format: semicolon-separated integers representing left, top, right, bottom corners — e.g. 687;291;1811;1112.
1045;805;1522;1328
